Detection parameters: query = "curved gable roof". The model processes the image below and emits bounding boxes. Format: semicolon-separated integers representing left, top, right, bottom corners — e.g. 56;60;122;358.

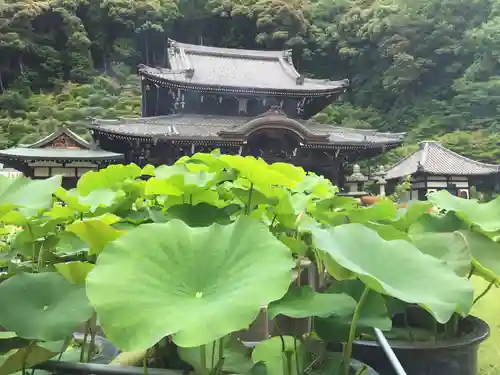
138;39;349;96
386;141;499;179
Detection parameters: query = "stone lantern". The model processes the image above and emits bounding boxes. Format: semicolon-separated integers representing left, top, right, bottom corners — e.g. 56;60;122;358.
374;165;387;197
345;164;368;197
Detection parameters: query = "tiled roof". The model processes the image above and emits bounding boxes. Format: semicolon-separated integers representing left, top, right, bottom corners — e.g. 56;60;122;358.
0;126;124;162
386;141;499;179
137;39;349;95
90;114;405;147
0;148;124;161
28;126;90;149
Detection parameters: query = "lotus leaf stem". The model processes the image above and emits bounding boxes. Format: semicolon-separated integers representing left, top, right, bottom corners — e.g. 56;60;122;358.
342;286;370;375
473;279;495;306
87;312;97;363
217;337;224;367
211;341;216;370
143;349;148;375
22;341;35;375
245;183;254;215
354;364;368;375
80;320;90;362
200;344;207;375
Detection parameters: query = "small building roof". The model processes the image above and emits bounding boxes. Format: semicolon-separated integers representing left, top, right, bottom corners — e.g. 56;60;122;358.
385;141;499;180
28;126;91;149
137;39;349;96
0;148;124;161
0;127;123;162
89;111;405;149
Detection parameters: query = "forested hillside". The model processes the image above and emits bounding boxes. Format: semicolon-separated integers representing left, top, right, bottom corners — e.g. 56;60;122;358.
0;0;499;164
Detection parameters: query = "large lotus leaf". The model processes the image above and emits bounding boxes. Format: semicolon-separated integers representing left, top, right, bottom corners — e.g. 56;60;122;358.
363;222;410;241
54;232;89;255
410;214;500;282
55;188;123;214
77;164;142;195
67;217;123;255
219;155;297;187
293;174;337;198
155;164;217;193
314;279;391;343
267;285;356;319
178;336;253;374
346;199;398;223
166;203;233;227
142;164;156;176
408;211;466;235
231;187;274;209
458;229;500;283
252;336;304;375
55;262;94;285
279;235;308;256
308;223;474;323
269;163;306;182
11;219;58;252
44;205;76;221
86;216;294;351
0;341;64;375
390;201;433;231
314;196;358;212
144;177;184;196
428;190;500;232
0;273;93;341
0;176;61;216
411;232;472;277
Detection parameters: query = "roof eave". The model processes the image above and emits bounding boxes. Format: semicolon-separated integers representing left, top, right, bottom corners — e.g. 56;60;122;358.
139;71;349;97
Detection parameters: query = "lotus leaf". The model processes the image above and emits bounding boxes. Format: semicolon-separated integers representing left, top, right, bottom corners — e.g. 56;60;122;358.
86;216;294;351
55;261;94;284
67;218;123;255
267;285;357;319
428;190;500;232
309;223;474;323
219;155;298;187
252;336;304;375
0;341;64;375
76;164;141;195
315;280;392;343
0;176;61;217
0;273;93;341
178;336;253;374
411;232;472;277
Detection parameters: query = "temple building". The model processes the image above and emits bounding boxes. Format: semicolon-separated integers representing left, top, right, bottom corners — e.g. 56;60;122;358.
0;40;405;188
385;141;500;199
0;127;122;188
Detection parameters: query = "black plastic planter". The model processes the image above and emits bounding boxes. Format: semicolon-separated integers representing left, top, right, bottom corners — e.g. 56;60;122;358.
34;335;119;375
37;358;380;375
72;333;120;364
352;315;490;375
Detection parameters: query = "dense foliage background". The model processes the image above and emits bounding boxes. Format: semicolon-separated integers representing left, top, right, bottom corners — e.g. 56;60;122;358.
0;0;499;164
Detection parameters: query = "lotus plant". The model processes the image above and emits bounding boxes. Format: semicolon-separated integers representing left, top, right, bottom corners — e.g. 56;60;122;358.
0;151;477;375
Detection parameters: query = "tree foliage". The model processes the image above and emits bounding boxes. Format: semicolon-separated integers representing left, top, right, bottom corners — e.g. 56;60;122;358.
0;0;499;162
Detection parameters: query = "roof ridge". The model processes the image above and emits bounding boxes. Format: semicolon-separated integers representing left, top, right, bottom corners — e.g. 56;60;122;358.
434;142;499;169
27;126;90;149
385;147;424;179
168;39;287;59
419;141;431;167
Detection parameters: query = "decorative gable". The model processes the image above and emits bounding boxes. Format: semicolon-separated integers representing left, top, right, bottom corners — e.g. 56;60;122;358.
41;133;86;149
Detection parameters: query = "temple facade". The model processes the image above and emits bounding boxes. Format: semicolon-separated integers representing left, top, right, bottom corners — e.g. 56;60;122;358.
385;141;499;199
0;127;122;188
0;40;405;188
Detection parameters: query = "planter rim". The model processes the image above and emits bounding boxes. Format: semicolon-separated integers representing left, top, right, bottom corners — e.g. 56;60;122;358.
354;315;490;351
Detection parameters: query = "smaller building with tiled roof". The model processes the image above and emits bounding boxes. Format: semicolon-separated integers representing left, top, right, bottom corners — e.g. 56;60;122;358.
386;141;499;199
0;126;123;188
